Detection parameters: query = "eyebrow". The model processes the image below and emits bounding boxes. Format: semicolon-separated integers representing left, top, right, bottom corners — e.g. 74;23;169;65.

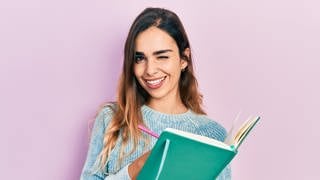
135;49;173;56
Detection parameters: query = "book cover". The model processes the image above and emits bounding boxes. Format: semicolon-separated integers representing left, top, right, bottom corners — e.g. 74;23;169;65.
137;116;260;180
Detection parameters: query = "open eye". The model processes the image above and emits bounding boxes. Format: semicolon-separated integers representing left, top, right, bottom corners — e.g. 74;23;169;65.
134;55;146;63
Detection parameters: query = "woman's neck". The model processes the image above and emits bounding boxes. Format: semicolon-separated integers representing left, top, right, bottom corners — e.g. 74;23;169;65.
147;98;188;114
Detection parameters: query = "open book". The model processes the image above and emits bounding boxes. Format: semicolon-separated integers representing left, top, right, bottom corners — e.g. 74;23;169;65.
137;116;260;180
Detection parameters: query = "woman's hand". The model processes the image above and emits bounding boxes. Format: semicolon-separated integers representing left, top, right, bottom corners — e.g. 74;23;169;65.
128;151;151;180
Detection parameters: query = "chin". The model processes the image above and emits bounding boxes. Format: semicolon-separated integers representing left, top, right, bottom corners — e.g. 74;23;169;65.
146;91;167;100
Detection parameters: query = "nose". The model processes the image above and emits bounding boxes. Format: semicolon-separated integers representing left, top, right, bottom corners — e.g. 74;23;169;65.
145;59;158;76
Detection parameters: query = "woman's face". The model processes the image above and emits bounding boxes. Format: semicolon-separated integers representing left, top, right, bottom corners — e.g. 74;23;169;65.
133;26;188;103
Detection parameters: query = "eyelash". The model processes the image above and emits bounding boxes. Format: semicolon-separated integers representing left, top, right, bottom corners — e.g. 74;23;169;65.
134;56;145;63
158;56;168;59
134;55;169;63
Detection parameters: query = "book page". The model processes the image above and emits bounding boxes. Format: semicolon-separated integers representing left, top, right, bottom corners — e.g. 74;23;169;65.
165;128;233;151
224;111;242;145
233;116;260;149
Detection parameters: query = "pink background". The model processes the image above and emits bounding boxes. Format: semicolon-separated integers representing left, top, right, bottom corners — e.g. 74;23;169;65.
1;0;319;179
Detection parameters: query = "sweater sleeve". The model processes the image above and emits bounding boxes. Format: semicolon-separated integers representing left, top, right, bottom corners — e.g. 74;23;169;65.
80;106;132;180
216;165;231;180
104;164;131;180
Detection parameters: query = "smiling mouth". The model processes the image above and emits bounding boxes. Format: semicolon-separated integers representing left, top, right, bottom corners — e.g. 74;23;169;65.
144;76;166;89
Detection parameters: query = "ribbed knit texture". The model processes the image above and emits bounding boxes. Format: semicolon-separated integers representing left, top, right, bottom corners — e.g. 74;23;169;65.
81;105;231;180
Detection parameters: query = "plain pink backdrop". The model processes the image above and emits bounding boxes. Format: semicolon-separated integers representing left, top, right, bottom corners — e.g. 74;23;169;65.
1;0;319;179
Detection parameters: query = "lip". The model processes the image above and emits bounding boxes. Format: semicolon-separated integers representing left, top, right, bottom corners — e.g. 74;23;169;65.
143;76;166;89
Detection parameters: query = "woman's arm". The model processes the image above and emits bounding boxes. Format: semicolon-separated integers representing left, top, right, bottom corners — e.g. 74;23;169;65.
80;108;109;180
216;165;232;180
127;151;150;180
80;106;151;180
80;107;132;180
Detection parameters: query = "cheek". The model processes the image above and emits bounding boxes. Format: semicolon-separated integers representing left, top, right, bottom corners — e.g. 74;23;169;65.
133;66;145;86
133;64;143;77
163;59;182;75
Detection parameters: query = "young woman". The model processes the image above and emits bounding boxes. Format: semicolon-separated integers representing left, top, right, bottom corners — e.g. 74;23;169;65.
81;7;231;180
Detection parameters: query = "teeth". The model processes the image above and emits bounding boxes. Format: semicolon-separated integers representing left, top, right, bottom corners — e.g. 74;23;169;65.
146;77;165;85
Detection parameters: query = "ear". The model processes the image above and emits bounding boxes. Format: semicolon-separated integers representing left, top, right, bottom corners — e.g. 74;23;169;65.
180;48;190;70
183;48;191;60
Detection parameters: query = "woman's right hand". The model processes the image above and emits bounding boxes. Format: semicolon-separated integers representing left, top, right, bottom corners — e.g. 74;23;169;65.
128;151;151;180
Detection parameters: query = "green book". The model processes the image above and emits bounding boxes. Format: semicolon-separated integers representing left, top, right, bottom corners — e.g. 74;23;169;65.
137;116;260;180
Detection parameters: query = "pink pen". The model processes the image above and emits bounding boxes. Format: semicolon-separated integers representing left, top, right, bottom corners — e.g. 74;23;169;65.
138;124;159;138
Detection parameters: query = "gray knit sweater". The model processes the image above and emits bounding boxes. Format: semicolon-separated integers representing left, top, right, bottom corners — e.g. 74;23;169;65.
80;105;231;180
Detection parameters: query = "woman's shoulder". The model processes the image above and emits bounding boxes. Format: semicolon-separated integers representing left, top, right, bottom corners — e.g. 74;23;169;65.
98;102;117;114
194;114;227;142
94;102;118;127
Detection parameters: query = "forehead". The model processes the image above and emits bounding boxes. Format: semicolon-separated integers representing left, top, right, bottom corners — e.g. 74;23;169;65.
135;26;178;53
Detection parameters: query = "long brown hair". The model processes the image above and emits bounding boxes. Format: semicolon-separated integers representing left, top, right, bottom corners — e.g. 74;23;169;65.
95;7;206;172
